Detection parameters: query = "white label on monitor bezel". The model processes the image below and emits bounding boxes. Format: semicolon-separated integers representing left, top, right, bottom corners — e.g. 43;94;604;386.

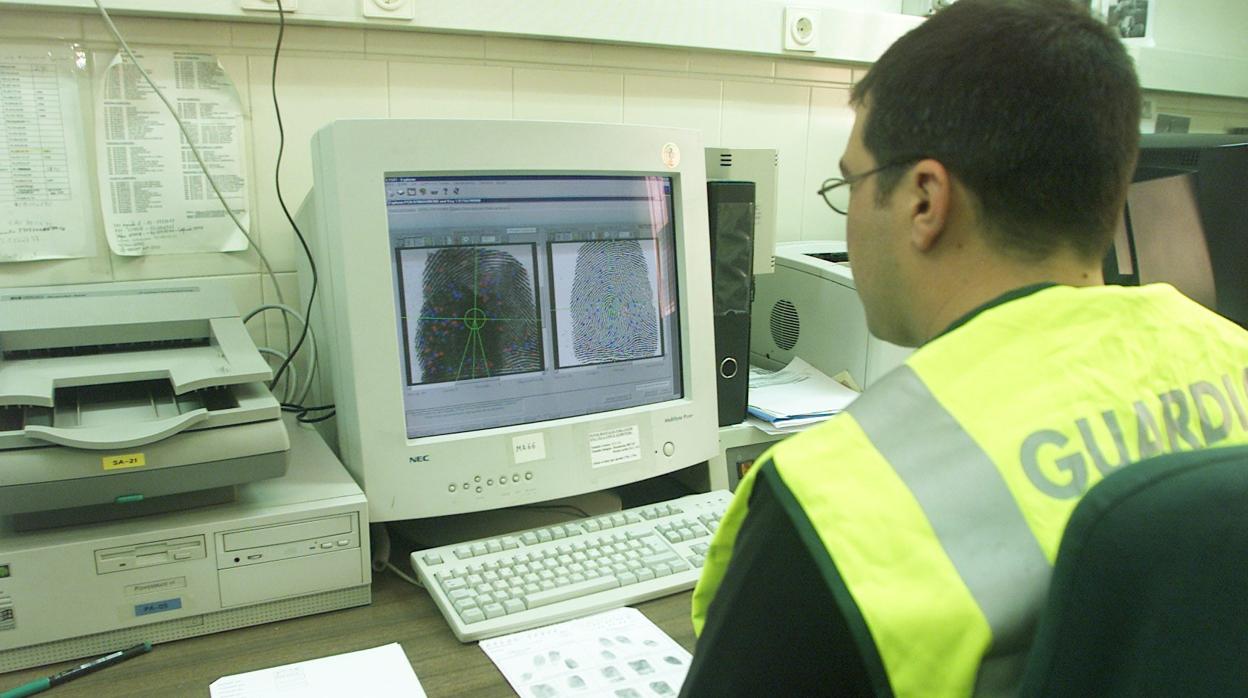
512;433;546;465
588;425;642;468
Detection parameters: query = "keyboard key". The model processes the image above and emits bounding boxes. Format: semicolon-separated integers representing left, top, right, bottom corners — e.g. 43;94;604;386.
483;603;505;619
461;607;485;623
524;576;619;608
504;598;526;614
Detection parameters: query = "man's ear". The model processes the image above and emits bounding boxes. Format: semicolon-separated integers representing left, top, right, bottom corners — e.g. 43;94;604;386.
904;158;951;252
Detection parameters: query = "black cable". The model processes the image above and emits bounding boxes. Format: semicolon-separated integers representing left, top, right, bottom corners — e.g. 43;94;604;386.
267;0;325;414
297;410;337;424
282;402;334;412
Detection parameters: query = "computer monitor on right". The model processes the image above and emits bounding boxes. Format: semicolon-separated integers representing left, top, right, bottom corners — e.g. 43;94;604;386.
1105;135;1248;327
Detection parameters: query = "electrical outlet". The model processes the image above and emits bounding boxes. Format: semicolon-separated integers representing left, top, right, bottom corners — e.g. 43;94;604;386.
363;0;415;20
783;7;819;52
241;0;297;12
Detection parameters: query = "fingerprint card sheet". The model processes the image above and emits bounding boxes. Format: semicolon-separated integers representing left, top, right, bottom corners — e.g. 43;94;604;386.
479;607;691;698
549;239;663;369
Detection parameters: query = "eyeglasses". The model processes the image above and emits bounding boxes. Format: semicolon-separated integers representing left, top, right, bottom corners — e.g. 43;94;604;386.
817;159;922;215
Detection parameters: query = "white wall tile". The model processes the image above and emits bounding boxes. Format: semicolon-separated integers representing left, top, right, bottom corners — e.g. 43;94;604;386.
624;74;721;146
83;16;233;48
514;68;623;123
389;61;512;119
690;51;774;79
486;37;592;66
366;29;485;60
803;87;855;241
109;248;265;281
247;55;389;273
0;255;113;288
776;59;853;85
232;23;364;53
0;9;82;40
593;45;689;73
721;81;812;243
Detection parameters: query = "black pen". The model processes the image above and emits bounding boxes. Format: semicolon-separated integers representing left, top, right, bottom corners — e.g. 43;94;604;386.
1;642;151;698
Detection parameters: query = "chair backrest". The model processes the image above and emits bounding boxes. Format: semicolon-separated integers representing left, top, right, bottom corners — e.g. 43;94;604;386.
1018;444;1248;697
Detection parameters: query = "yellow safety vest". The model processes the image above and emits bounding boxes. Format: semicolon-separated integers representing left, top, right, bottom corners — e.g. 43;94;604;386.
693;283;1248;697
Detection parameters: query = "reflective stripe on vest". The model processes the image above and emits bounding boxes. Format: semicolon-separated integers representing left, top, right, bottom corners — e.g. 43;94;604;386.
848;364;1052;684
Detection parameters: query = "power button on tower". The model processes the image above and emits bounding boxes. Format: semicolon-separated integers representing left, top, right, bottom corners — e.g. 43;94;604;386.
663;442;675;457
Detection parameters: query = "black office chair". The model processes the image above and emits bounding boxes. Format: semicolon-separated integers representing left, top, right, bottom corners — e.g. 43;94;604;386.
1018;444;1248;697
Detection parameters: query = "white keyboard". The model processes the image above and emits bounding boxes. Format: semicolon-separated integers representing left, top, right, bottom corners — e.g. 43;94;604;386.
411;490;733;642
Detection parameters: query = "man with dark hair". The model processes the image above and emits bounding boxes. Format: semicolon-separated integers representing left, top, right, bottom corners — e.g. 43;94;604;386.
679;0;1248;695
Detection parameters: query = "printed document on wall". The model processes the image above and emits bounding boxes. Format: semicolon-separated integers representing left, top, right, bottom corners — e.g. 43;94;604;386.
0;43;98;262
95;50;249;255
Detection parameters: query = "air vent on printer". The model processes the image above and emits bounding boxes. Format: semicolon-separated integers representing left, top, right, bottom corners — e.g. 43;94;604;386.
770;299;800;351
719;153;733;167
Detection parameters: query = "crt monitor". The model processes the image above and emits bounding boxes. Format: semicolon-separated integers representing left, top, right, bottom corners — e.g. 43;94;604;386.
296;119;720;523
1105;134;1248;327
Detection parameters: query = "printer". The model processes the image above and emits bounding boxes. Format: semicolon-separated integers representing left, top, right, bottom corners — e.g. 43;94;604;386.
0;281;289;529
751;240;912;389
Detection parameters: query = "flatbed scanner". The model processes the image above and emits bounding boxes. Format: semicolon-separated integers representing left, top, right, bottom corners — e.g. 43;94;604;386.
0;282;288;527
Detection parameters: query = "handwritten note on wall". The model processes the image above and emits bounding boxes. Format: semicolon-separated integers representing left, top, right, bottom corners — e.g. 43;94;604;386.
95;50;250;256
0;43;98;262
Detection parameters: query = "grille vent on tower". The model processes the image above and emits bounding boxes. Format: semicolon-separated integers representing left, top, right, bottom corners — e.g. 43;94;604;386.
769;299;800;351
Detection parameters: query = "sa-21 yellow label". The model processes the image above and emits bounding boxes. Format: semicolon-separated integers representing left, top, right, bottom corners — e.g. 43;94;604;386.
103;453;146;470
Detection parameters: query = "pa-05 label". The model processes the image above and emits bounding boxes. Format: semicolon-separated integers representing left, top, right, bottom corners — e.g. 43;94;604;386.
134;598;182;617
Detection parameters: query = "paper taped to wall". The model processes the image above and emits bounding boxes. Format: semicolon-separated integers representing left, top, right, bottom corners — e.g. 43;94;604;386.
0;43;98;263
95;49;250;256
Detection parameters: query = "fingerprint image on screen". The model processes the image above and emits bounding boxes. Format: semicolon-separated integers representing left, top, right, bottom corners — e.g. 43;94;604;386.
396;244;544;385
549;239;663;368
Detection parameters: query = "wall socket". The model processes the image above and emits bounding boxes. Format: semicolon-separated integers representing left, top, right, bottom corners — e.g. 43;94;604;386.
783;7;819;52
363;0;415;20
240;0;297;12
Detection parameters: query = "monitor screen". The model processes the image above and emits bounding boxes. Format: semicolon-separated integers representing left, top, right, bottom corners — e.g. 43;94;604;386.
384;175;683;438
1122;173;1217;311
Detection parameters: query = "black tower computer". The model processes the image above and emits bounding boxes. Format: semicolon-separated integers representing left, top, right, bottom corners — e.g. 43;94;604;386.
1105;134;1248;327
706;180;756;426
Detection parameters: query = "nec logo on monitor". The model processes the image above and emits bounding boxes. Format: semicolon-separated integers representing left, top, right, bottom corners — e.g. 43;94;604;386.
410;455;431;463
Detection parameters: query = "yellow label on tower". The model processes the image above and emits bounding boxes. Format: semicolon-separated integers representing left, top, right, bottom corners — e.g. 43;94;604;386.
103;453;147;470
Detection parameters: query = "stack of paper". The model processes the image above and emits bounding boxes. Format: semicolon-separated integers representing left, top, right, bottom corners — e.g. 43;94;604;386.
746;358;861;434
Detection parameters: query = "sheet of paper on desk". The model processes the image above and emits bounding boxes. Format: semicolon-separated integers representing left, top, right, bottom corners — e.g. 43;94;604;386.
208;642;426;698
479;607;691;697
